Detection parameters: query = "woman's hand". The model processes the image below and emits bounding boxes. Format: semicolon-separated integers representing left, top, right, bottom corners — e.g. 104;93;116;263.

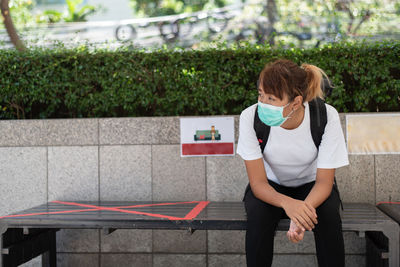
287;220;305;243
281;198;318;231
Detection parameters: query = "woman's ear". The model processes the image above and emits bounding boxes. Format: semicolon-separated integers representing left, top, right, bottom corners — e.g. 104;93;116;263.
292;95;303;111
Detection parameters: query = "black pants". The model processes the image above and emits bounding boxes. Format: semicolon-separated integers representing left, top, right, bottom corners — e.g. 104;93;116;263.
243;180;344;267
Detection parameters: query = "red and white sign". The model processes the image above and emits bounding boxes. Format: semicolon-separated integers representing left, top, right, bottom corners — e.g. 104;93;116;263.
180;117;235;157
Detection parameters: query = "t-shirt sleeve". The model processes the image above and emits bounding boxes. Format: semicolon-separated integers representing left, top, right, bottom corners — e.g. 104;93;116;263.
317;104;349;169
237;106;263;161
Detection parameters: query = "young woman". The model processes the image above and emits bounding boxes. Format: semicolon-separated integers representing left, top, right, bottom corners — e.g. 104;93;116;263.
237;59;349;267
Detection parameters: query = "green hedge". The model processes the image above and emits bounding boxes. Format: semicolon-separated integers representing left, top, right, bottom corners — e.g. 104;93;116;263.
1;41;399;119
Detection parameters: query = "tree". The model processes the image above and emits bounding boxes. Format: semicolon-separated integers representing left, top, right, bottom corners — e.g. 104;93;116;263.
0;0;26;51
265;0;277;26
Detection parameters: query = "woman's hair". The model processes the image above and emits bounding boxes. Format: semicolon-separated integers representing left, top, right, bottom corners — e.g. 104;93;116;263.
258;59;331;102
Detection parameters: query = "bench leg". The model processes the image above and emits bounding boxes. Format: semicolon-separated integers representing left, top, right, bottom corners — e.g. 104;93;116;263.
384;227;400;267
42;230;57;267
0;230;3;267
0;226;6;267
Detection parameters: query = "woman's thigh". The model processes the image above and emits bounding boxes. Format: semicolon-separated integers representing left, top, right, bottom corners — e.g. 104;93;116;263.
244;181;290;223
315;184;342;221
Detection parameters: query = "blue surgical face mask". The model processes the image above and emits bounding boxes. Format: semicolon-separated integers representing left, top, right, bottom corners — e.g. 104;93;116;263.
257;101;293;127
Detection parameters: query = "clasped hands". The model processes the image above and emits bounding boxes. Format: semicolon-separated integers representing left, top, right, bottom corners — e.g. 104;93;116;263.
282;198;318;243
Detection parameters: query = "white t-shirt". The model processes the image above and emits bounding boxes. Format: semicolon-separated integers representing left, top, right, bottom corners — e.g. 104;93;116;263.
237;102;349;187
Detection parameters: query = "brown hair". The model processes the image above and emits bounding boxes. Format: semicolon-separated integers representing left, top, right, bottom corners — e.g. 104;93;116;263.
258;59;330;102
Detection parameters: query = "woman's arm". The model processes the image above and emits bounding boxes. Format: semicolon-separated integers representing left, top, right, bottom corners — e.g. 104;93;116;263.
305;168;335;208
244;158;318;231
286;168;335;242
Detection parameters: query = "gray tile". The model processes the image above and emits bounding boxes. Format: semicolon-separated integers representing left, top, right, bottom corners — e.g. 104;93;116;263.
272;254;318;267
345;255;366;267
56;253;99;267
344;232;365;254
20;255;41;267
100;118;151;145
152;145;206;201
45;119;98;146
56;229;99;253
48;146;98;201
375;154;400;203
101;229;152;252
153;254;206;267
99;118;157;145
208;254;246;267
101;254;152;267
0;118;98;147
100;146;151;201
153;230;206;253
206;154;248;201
207;230;245;253
335;155;375;204
152;117;180;144
274;231;316;254
0;120;46;146
0;147;47;216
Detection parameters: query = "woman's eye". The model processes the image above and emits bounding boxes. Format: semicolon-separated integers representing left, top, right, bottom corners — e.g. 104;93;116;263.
268;96;275;101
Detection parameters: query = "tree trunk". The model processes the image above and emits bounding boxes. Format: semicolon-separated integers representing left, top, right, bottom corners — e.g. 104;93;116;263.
266;0;277;26
0;0;26;51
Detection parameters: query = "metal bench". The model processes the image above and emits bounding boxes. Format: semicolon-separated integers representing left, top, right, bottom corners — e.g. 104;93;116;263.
0;201;399;267
367;202;400;267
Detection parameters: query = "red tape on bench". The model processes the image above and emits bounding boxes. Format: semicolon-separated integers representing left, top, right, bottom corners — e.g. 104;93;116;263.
0;201;210;221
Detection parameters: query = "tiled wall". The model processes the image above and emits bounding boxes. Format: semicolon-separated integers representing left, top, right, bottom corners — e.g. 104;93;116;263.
1;114;399;267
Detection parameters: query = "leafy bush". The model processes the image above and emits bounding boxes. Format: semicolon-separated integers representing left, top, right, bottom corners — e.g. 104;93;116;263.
0;41;399;119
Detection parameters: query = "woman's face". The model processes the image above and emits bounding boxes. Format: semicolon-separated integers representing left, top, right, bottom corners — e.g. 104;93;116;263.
258;86;294;117
258;86;289;106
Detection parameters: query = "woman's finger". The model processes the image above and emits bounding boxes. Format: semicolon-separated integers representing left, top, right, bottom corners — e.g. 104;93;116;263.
305;202;318;218
292;232;300;243
287;231;297;243
296;216;310;231
292;217;306;232
298;213;314;230
303;207;318;225
294;232;301;242
287;231;292;241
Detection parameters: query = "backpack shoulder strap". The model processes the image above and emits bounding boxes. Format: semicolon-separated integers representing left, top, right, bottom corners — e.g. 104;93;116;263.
309;98;342;209
254;106;270;154
308;97;327;149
